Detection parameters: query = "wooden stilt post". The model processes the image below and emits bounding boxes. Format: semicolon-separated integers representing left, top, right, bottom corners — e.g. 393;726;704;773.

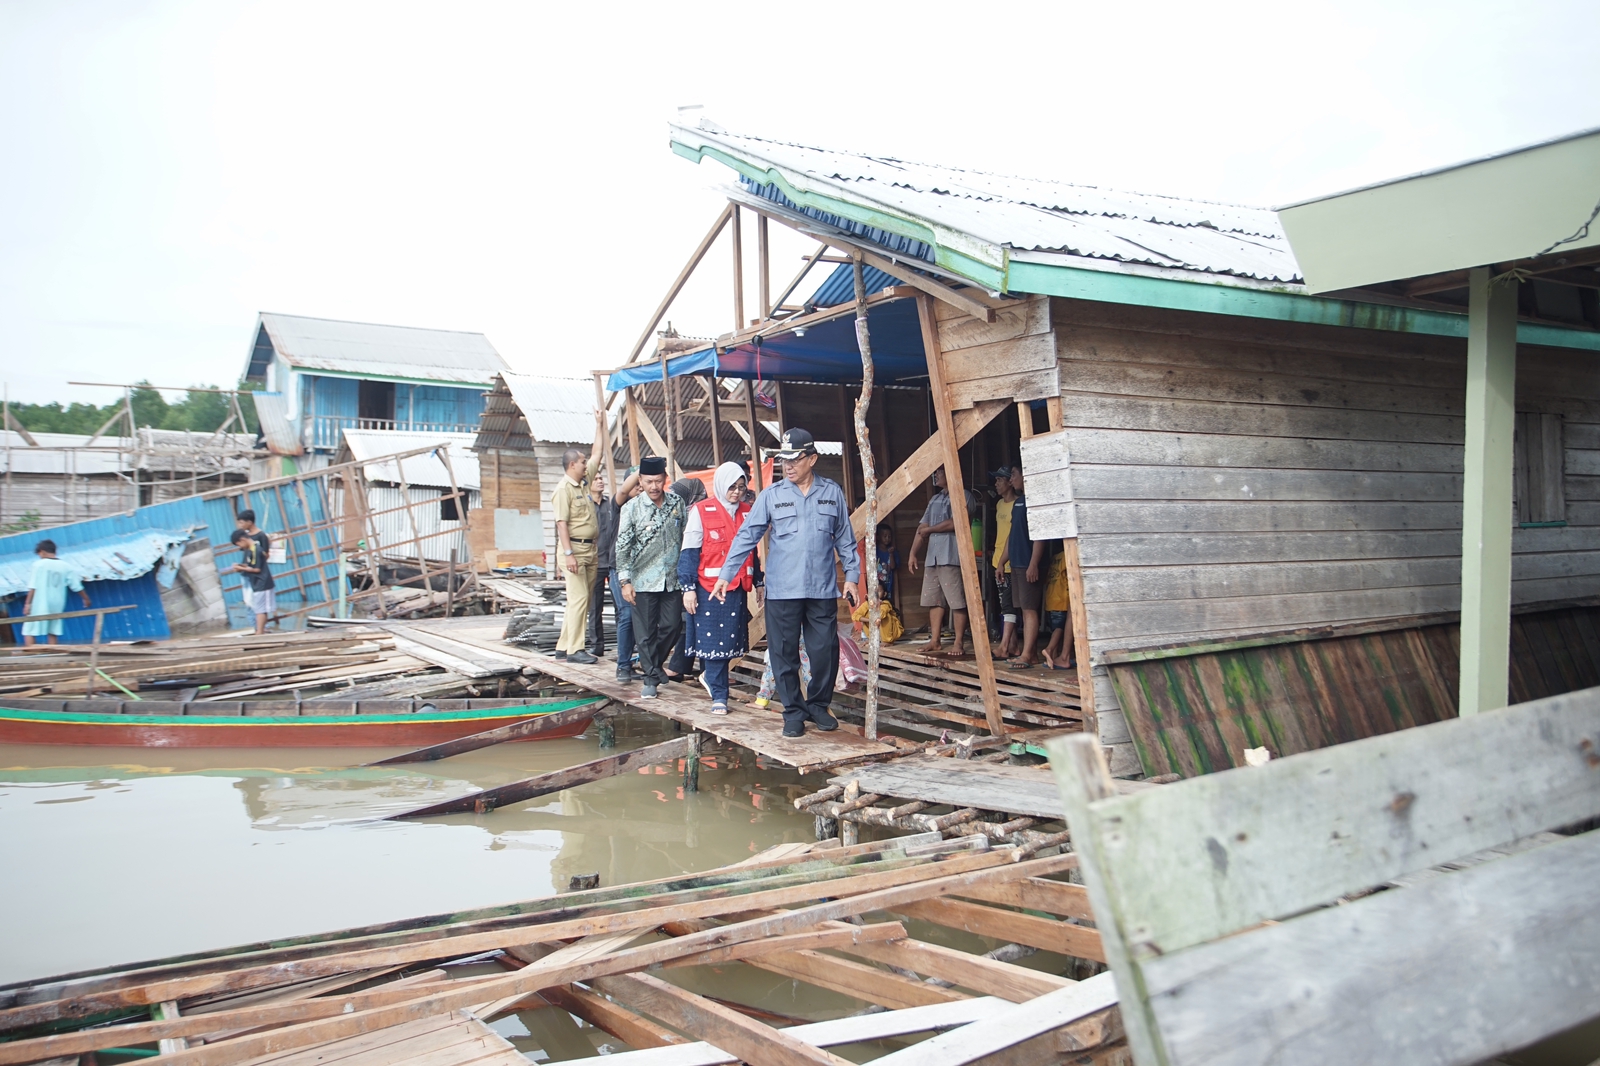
853;261;881;740
661;359;677;476
743;382;763;490
683;731;701;793
918;296;1005;736
836;384;856;506
731;205;745;330
758;214;771;319
708;375;723;467
626;388;641;468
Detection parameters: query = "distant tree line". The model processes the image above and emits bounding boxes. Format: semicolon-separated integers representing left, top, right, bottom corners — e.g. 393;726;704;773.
6;382;261;436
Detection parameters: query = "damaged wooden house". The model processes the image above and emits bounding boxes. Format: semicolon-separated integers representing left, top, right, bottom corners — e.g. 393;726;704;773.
598;119;1600;778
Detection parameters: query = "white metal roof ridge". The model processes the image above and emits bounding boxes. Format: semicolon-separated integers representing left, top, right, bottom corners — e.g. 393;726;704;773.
672;122;1303;284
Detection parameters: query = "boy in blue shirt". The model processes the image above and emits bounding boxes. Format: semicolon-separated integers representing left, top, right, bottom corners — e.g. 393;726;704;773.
22;540;89;646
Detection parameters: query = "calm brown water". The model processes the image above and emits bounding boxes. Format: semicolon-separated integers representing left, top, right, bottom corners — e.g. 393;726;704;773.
0;712;821;986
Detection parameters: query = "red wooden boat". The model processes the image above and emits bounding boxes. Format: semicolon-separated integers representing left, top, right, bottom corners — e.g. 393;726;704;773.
0;697;602;748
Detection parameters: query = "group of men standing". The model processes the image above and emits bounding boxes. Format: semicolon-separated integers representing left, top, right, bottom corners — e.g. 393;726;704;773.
551;423;862;738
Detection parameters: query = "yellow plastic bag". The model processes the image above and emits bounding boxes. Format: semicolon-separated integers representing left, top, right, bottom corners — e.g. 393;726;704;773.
852;599;904;644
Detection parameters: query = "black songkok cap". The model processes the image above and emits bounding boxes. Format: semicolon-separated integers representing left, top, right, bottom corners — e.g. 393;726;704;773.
639;456;668;476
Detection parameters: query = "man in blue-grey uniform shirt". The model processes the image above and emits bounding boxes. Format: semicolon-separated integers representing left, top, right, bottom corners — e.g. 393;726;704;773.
711;428;861;737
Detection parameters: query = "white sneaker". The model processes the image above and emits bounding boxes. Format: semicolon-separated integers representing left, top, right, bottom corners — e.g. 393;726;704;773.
698;672;713;699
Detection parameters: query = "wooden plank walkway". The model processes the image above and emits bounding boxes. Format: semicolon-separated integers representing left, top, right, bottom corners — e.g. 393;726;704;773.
829;761;1069;820
413;617;899;774
825;757;1155;821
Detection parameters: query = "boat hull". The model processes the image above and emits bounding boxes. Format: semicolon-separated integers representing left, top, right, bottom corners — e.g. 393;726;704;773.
0;701;598;748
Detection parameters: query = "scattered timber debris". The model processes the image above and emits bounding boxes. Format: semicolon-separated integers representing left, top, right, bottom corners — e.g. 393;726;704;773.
0;835;1123;1065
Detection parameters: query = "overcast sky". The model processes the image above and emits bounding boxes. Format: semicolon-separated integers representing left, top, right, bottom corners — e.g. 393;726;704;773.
1;0;1596;406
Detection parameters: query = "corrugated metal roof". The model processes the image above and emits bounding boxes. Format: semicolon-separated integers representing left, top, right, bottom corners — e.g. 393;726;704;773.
1;432;132;476
252;313;512;386
248;391;303;456
672;123;1303;286
338;430;482;490
809;264;900;308
0;528;191;598
499;373;598;444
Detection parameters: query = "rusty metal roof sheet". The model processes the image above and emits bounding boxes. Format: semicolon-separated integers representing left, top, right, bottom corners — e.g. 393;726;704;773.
672;124;1303;286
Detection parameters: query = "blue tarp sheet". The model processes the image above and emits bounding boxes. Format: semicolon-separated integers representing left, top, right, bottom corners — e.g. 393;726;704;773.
608;297;929;391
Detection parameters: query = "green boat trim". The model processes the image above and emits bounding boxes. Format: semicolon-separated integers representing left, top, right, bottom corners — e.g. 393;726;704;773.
0;698;604;729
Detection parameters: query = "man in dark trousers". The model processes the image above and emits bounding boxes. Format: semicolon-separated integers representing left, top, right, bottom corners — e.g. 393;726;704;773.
614;456;688;700
711;428;860;737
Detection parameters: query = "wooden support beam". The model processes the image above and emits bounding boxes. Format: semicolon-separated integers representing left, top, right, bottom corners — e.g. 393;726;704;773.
843;938;1073;1002
593;372;617;496
1017;402;1035;439
387;735;691;819
2;407;38;446
917;296;1004;736
743;383;764;490
892;897;1106;962
364;701;609;766
627;388;642;467
626;204;734;365
758;213;771;319
593;973;855;1066
707;376;723;467
731;205;745;330
850;400;1008;540
836;384;856;506
632;399;682;480
752;205;998;323
1062;538;1096;736
538;984;686;1050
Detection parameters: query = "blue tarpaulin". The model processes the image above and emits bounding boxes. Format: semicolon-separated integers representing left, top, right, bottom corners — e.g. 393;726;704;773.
607;297;929;391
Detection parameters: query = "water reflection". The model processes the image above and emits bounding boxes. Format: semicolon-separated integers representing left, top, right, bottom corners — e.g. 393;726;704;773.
0;711;818;985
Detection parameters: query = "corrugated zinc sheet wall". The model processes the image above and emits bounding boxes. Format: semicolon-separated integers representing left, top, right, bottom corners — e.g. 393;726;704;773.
0;476;342;638
365;486;476;563
1;570;172;642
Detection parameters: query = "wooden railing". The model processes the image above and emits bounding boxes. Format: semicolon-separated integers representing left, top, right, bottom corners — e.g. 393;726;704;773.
308;416;478;450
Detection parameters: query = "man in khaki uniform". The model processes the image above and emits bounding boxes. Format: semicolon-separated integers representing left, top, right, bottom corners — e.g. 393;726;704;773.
553;443;601;664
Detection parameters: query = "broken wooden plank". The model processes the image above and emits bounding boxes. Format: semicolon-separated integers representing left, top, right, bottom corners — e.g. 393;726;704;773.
591;973;855;1066
387;736;691;819
869;973;1119;1065
108;853;1071;1066
364;700;609;765
894;898;1106;962
556;998;1016;1066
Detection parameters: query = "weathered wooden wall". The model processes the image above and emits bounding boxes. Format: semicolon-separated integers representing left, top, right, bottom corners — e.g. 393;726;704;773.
1047;297;1600;775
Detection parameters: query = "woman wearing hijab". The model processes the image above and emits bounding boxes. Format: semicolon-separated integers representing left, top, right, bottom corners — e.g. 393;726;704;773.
677;462;758;714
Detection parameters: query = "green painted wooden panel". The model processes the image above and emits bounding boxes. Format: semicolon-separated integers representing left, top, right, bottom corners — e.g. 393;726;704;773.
1111;603;1600;778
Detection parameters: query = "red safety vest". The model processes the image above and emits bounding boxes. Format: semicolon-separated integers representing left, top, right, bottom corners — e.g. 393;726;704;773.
696;498;753;592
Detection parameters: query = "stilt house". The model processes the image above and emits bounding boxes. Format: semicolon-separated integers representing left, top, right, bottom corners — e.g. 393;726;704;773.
602;121;1600;778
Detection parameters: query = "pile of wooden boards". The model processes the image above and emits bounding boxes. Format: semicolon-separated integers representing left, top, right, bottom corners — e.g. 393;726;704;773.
0;835;1124;1066
0;629;455;702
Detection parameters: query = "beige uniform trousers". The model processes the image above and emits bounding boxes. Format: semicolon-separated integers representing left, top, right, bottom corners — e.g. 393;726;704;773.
557;551;597;653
